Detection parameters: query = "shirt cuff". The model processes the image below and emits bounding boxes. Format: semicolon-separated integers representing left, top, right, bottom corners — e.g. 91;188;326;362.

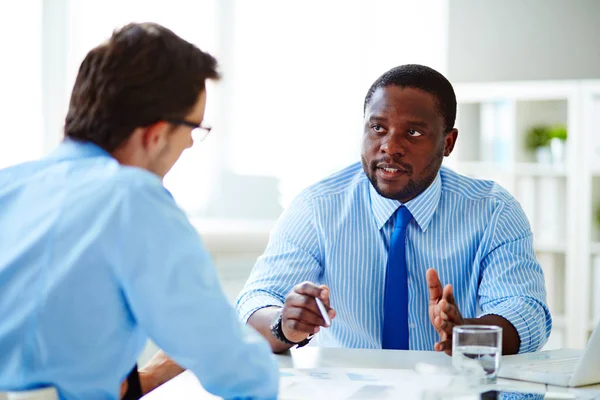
237;293;284;324
479;300;541;354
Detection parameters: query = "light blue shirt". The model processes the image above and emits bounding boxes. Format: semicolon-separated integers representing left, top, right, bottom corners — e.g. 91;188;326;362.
237;162;552;353
0;140;278;400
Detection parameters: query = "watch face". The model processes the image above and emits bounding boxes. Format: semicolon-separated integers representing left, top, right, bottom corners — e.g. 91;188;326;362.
270;309;283;330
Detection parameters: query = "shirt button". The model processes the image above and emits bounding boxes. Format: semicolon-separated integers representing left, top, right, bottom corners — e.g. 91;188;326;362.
409;322;416;329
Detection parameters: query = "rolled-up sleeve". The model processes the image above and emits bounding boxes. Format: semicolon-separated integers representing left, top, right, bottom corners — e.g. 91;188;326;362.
478;199;552;353
237;188;323;323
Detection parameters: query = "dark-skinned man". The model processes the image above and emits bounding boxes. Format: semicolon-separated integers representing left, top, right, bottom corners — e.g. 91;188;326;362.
237;64;551;356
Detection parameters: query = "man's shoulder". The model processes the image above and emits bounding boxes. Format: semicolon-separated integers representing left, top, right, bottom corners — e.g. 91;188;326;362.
440;166;515;204
109;165;166;193
302;162;367;200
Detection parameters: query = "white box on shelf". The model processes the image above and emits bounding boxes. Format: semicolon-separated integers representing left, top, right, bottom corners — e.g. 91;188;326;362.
479;100;514;166
593;255;600;326
538;253;557;315
591;97;600;171
516;176;537;235
536;177;563;244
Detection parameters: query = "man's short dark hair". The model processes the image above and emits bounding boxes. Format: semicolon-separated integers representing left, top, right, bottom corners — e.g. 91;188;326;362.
65;22;220;152
363;64;456;133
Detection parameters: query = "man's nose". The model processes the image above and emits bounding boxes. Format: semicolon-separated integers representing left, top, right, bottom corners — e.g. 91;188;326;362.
380;131;406;156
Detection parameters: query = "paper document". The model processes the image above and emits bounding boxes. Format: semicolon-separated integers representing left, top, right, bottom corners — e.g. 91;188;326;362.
279;368;453;399
142;367;454;400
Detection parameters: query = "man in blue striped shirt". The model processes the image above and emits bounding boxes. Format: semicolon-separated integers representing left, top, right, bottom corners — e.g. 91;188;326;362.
237;64;552;355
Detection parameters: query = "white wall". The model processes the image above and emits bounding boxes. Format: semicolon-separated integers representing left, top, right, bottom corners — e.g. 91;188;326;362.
447;0;600;82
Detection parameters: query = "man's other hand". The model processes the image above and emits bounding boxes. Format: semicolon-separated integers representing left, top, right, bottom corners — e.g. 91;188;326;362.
427;268;465;355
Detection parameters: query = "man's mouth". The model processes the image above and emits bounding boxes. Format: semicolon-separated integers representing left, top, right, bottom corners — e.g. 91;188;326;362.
373;162;412;180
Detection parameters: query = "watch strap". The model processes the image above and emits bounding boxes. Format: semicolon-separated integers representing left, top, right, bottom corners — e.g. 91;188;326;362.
270;309;313;348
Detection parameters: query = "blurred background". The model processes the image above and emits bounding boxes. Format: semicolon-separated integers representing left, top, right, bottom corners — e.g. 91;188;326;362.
1;0;600;358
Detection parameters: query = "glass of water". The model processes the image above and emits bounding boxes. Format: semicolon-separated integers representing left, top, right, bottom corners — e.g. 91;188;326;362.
452;325;502;383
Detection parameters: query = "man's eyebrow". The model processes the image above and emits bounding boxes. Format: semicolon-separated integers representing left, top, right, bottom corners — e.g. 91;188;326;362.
367;116;388;123
406;120;430;128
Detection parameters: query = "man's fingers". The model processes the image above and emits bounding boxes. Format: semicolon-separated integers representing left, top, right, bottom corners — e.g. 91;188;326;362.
284;318;321;335
434;339;452;355
294;281;325;298
434;316;453;336
426;268;443;302
285;306;328;327
318;284;332;308
439;299;462;324
286;291;322;315
292;282;333;308
442;284;456;305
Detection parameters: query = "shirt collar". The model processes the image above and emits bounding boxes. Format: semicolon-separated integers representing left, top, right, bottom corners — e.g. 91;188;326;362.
368;170;442;232
48;138;112;161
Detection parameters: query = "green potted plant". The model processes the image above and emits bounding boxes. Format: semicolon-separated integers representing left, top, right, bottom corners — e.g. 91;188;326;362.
525;124;567;164
525;125;552;163
548;124;568;165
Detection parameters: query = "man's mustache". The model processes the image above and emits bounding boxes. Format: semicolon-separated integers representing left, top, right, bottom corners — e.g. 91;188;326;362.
371;157;413;174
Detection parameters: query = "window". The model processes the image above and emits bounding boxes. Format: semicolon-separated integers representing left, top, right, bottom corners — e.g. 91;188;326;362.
0;0;44;169
65;0;219;212
2;0;448;218
226;0;449;208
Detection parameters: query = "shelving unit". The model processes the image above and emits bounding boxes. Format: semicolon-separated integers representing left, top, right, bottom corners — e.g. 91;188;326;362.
583;82;600;345
446;80;600;349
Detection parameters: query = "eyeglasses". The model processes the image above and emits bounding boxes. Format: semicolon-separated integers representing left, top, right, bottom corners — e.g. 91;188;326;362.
166;119;212;142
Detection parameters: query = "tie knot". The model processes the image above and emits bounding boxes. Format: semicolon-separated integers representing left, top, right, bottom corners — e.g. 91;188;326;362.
395;206;413;229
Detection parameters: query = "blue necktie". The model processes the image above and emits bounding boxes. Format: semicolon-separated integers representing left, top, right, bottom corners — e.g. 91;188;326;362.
382;206;413;350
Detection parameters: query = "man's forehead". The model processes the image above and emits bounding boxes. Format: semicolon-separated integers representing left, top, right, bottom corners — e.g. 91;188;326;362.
366;85;440;119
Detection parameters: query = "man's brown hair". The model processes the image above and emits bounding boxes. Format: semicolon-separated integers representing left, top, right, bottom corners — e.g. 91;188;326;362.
65;22;220;152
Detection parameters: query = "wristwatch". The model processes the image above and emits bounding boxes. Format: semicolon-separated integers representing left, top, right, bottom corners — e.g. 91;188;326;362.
270;309;313;348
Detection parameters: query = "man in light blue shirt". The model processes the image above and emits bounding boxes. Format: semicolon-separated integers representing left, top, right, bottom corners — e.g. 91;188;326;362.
0;23;278;399
237;64;551;355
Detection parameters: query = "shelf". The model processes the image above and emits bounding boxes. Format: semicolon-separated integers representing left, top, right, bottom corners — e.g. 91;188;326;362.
189;217;275;253
455;81;579;103
534;242;566;253
450;80;599;349
451;161;512;177
553;315;567;329
550;317;600;331
514;162;567;177
552;317;597;331
451;161;566;178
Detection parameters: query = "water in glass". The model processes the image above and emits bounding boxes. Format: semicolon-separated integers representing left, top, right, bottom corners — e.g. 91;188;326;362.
452;325;502;383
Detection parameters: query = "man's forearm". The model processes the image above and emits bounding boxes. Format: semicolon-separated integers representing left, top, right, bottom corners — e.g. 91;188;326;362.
247;306;293;354
466;315;520;355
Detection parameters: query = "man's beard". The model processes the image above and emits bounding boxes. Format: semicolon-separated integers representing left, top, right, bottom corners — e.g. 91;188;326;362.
361;149;443;202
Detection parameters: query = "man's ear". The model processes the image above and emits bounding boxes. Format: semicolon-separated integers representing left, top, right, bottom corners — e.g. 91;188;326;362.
443;128;458;157
141;121;170;155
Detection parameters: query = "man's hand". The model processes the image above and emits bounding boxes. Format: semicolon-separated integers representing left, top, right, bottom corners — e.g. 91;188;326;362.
280;282;336;343
427;268;465;355
138;351;185;394
120;350;185;398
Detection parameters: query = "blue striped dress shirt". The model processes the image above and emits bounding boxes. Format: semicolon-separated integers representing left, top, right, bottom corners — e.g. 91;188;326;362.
237;162;552;353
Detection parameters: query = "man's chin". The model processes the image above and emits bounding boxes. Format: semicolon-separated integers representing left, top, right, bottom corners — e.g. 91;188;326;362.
373;182;410;201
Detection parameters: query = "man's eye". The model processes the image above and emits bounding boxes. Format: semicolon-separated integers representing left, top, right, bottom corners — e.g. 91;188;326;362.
371;124;385;133
408;129;423;137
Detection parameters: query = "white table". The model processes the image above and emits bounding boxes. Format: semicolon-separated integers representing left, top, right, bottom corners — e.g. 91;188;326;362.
143;348;600;399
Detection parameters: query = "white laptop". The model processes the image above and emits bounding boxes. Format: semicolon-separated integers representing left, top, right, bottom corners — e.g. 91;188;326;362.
498;320;600;387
